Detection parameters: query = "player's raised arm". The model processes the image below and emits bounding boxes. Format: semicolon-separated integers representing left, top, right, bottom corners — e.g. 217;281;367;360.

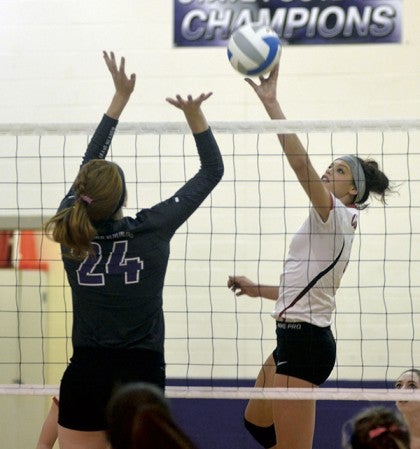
245;64;332;221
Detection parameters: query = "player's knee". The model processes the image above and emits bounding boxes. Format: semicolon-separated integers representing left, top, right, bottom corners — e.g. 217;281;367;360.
244;418;276;448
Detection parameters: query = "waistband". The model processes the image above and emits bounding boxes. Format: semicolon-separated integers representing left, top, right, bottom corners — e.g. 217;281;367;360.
276;320;331;331
276;321;304;330
276;317;303;323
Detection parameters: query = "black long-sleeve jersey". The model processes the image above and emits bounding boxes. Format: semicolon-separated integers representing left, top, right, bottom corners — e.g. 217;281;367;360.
58;114;224;354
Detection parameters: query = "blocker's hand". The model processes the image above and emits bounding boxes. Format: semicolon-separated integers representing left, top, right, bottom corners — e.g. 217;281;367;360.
166;93;213;134
103;50;136;98
165;92;213;113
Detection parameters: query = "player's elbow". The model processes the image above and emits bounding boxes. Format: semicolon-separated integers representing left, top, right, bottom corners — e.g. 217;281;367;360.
215;163;224;181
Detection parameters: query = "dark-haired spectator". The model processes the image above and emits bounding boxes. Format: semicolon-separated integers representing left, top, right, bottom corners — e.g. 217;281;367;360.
342;406;410;449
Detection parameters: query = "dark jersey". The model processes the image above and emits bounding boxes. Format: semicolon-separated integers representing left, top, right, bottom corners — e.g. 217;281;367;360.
58;114;223;354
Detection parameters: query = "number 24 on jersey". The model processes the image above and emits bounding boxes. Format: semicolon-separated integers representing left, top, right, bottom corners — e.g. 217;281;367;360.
77;241;143;286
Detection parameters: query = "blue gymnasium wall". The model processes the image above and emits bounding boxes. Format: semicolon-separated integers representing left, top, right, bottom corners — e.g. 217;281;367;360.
168;380;394;449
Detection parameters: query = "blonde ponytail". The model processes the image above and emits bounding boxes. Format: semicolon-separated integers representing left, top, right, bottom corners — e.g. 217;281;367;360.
45;160;125;259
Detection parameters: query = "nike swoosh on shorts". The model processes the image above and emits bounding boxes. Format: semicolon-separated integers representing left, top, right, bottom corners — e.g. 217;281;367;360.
276;361;288;366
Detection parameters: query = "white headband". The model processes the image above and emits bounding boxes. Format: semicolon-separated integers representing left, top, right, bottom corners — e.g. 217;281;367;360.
337;155;366;203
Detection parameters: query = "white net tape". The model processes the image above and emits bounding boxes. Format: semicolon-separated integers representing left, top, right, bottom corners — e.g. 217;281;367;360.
1;385;420;401
0;118;419;135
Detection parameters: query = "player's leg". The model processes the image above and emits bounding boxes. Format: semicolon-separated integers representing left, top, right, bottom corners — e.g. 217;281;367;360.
57;426;108;449
259;321;335;449
245;352;276;424
244;352;277;448
271;374;316;449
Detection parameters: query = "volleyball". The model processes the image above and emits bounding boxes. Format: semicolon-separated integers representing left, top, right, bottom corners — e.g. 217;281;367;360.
227;23;282;77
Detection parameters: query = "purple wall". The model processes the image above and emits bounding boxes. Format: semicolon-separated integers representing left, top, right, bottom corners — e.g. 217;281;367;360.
168;380;394;449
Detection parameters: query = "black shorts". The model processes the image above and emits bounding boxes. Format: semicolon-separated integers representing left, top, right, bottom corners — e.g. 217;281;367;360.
273;321;336;386
58;347;166;431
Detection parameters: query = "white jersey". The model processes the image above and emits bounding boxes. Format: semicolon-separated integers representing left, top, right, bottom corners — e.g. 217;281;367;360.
271;195;358;327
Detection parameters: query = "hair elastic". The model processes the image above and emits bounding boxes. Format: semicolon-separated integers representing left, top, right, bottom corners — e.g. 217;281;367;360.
80;194;93;205
369;424;399;440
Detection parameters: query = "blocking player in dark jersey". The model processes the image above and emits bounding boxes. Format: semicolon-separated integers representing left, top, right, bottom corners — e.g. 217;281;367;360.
44;51;223;449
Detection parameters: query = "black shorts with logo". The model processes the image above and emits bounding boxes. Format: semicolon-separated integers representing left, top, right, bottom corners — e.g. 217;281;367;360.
58;347;166;431
273;320;336;386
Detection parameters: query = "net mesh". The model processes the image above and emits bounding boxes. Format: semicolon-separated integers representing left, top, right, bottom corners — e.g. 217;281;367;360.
0;119;419;400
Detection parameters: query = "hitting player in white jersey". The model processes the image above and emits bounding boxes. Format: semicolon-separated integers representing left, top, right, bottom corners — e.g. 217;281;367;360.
228;63;392;449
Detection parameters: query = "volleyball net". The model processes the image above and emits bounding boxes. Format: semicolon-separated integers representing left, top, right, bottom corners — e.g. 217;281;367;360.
0;119;419;401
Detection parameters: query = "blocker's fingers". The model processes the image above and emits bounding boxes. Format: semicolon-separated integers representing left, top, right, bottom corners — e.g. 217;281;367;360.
119;56;126;73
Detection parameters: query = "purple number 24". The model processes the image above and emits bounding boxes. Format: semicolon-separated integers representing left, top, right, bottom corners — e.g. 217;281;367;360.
77;241;143;286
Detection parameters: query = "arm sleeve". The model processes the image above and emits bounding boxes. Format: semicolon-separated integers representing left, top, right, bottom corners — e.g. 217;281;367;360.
80;114;118;165
139;127;224;237
58;114;118;211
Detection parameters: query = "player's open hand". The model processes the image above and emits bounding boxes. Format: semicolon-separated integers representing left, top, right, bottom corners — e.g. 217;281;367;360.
165;93;213;113
244;63;279;105
103;51;136;98
166;93;213;134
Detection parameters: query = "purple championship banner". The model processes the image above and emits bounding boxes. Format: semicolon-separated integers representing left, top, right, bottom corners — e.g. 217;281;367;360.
174;0;402;46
